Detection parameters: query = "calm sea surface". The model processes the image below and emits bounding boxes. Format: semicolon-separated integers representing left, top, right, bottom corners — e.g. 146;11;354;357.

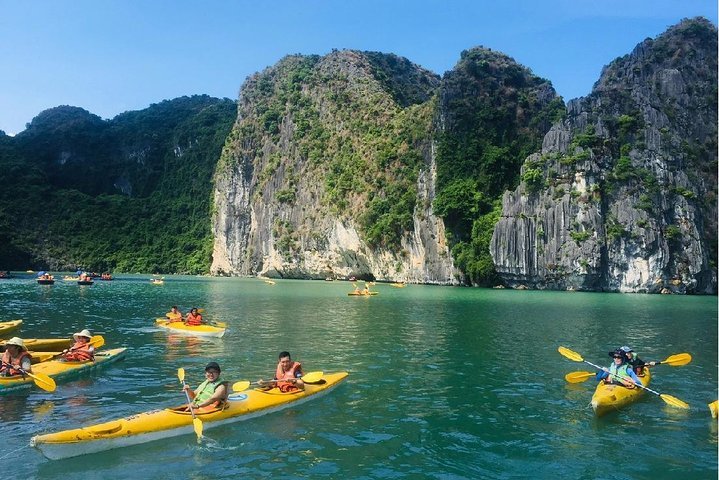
0;274;716;479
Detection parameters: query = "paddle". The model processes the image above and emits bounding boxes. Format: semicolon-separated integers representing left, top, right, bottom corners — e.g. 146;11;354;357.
1;362;56;392
231;371;324;392
177;368;203;441
565;352;693;383
558;346;689;409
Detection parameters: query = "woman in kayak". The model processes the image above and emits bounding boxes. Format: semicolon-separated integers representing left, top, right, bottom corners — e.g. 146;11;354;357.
596;349;643;388
185;307;203;326
619;345;656;374
62;329;95;362
0;337;32;376
260;351;304;392
183;362;228;410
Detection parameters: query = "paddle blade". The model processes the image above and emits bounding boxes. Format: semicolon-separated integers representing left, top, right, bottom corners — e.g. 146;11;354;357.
564;371;595;383
232;380;251;392
558;346;584;362
89;335;105;349
301;371;324;383
193;417;203;440
660;394;689;409
661;353;692;366
31;372;56;392
177;368;185;383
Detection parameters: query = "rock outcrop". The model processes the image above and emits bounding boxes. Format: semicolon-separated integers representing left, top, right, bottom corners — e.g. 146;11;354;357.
491;18;717;293
212;51;457;282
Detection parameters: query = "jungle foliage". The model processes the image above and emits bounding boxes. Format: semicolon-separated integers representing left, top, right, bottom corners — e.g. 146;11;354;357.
434;48;565;285
0;95;236;273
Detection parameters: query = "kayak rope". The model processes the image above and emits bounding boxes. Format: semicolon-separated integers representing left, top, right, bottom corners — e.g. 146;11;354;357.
0;444;27;460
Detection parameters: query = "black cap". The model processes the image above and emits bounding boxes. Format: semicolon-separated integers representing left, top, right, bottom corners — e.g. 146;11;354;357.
204;362;221;372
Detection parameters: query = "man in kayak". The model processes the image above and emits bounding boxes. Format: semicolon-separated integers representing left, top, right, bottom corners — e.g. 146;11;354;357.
185;307;203;326
166;306;183;322
62;329;95;362
259;351;304;392
0;337;32;376
596;349;643;388
183;362;228;410
619;345;655;374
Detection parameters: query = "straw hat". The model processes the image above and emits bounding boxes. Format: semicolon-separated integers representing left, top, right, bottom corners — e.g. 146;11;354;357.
73;329;92;341
5;337;27;351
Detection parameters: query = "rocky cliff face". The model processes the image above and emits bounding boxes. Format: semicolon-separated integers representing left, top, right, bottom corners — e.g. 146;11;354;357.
491;18;717;293
212;51;457;282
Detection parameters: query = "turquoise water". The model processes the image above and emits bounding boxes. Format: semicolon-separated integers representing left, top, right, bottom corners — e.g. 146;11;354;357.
0;275;716;479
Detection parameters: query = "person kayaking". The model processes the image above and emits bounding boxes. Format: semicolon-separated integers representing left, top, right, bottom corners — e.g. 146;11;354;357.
0;337;32;376
182;362;228;410
62;329;95;362
619;345;656;374
596;349;643;388
166;306;183;322
259;351;304;392
185;307;203;326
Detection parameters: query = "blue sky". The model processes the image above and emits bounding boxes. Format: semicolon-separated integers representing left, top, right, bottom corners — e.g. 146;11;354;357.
1;0;716;135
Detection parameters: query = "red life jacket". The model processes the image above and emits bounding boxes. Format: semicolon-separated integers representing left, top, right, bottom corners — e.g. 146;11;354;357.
64;341;94;362
275;361;302;392
1;350;32;376
186;313;203;326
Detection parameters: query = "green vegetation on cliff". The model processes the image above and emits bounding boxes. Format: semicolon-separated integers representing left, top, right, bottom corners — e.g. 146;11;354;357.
434;48;565;285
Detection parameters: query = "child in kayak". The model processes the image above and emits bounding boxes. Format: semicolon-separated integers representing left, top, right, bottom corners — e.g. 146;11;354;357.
596;349;643;388
619;345;656;374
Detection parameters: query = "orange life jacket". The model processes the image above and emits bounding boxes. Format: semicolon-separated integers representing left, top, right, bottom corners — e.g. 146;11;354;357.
275;361;302;392
64;341;94;362
0;350;32;376
186;312;203;326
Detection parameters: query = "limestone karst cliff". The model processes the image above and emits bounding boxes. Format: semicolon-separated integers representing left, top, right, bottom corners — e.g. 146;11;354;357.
490;18;717;293
211;51;457;282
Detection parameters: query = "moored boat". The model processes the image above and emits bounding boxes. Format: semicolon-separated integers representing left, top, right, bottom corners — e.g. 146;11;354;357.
31;371;348;459
0;348;126;394
156;319;226;338
591;368;651;416
0;319;23;337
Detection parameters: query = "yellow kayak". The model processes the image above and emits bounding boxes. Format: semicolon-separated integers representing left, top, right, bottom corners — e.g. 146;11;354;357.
0;319;23;337
156;319;226;338
709;400;718;419
0;348;126;394
591;368;651;416
32;371;348;459
0;337;73;351
347;292;378;296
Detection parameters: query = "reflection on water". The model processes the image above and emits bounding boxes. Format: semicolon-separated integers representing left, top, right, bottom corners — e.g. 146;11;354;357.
0;276;715;479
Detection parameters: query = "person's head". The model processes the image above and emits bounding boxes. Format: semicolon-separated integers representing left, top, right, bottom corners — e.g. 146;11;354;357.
278;351;292;370
610;349;627;364
4;337;26;354
171;306;178;311
620;345;634;359
191;307;198;314
73;329;92;343
204;361;221;378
